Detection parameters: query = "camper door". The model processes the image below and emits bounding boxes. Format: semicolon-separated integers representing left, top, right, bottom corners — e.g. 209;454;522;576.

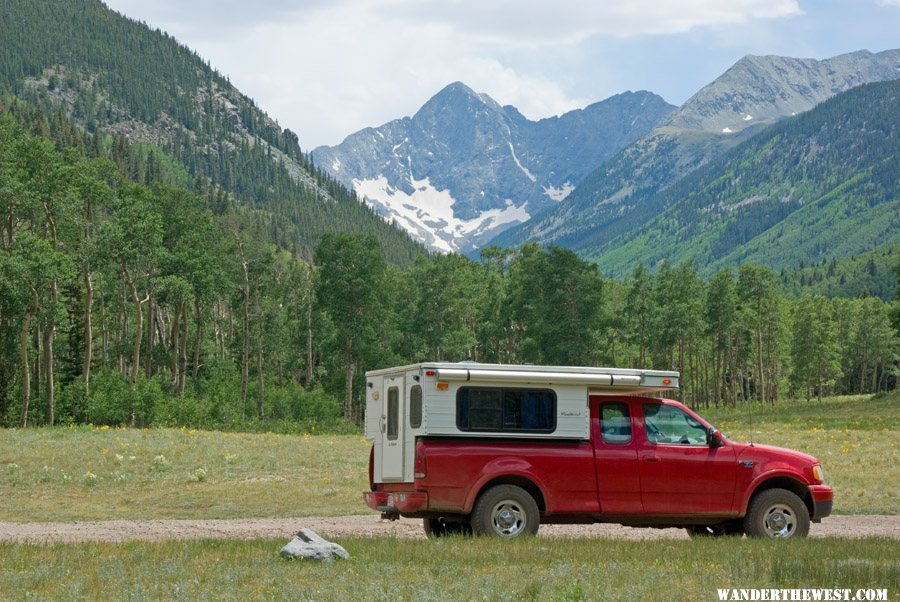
379;373;405;481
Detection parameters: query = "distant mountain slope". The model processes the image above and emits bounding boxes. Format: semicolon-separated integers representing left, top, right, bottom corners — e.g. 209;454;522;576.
592;79;900;277
0;0;422;264
493;49;900;255
312;83;674;252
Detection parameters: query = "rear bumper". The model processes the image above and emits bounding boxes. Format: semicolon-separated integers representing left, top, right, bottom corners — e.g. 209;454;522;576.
363;490;428;514
810;484;833;520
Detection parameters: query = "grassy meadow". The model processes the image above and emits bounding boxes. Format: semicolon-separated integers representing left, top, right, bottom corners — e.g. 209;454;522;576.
0;427;371;522
0;392;897;522
1;393;898;601
1;536;897;600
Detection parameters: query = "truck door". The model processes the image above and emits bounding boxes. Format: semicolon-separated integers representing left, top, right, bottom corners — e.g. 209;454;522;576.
591;398;643;514
637;401;736;514
380;374;405;481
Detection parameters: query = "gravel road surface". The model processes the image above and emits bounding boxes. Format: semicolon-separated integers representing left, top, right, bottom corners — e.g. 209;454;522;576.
0;514;896;544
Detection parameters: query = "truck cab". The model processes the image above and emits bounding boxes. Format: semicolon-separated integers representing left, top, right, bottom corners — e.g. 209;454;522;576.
363;363;832;538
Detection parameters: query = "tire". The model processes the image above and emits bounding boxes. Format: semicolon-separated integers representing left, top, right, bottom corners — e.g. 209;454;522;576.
471;485;540;538
686;521;743;538
423;517;472;538
743;488;810;538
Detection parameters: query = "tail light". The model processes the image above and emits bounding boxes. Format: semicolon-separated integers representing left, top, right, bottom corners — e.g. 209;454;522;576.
414;441;427;479
368;445;375;491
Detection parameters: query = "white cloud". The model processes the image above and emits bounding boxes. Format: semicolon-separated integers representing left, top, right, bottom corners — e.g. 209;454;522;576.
104;0;804;147
391;0;802;44
876;0;900;6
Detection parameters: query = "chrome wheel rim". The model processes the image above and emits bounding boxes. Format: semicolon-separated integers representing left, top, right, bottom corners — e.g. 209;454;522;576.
490;500;526;536
763;503;797;537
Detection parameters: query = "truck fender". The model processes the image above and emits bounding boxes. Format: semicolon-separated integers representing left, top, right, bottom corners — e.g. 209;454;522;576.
462;457;549;514
738;470;811;515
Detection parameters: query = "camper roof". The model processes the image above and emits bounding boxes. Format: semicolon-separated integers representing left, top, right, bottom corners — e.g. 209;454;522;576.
365;362;679;394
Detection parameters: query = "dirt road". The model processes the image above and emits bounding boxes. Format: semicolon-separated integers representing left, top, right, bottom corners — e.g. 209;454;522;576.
0;514;896;544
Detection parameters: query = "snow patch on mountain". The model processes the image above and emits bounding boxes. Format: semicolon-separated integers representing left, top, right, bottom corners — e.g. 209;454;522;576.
543;182;575;201
353;175;530;253
507;142;536;182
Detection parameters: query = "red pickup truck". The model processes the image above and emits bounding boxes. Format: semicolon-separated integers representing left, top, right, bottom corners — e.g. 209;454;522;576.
363;363;832;538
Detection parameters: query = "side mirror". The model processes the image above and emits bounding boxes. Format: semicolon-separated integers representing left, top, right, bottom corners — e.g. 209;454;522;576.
707;427;724;448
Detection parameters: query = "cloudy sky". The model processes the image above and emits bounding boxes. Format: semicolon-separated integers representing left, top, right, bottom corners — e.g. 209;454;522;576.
102;0;900;149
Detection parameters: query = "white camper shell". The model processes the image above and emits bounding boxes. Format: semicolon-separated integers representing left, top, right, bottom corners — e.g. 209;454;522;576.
364;362;679;484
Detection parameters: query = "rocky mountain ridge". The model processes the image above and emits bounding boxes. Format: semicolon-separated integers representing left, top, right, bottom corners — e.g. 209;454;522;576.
312;84;674;252
493;48;900;253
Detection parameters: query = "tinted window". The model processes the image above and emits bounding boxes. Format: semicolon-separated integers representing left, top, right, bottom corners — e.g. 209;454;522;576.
387;387;399;440
600;403;632;444
409;385;423;429
457;387;555;432
643;403;707;445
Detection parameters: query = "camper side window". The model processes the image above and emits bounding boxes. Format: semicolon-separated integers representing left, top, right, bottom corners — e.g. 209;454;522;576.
457;387;556;433
409;385;423;429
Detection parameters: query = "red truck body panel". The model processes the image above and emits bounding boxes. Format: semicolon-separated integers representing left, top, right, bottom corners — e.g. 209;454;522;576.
364;395;833;527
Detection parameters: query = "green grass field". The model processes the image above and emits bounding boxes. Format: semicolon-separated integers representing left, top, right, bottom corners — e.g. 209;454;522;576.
0;392;896;522
1;536;897;600
1;393;898;601
0;428;371;522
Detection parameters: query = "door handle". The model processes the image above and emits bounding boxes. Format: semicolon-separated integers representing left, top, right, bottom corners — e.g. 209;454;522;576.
643;456;660;463
380;415;386;433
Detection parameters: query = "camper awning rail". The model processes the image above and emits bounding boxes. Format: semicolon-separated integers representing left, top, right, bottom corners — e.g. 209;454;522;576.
435;368;643;387
365;362;678;393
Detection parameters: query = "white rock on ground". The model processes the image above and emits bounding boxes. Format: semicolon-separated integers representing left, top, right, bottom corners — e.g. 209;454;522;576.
281;528;349;561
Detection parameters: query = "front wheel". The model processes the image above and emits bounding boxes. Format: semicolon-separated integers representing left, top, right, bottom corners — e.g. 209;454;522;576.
471;485;540;537
743;488;810;538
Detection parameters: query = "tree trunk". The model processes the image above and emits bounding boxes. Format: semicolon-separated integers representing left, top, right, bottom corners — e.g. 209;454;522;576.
42;205;58;425
192;298;202;379
256;311;264;419
755;325;765;403
343;337;354;420
19;311;33;428
123;265;148;426
170;299;181;386
239;254;250;417
178;301;188;396
83;267;93;392
32;327;41;410
43;279;57;425
145;292;155;379
305;268;314;387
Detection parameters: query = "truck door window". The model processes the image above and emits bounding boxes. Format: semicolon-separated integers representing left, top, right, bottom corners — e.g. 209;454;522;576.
387;387;399;440
409;385;423;429
600;403;632;444
457;387;555;432
643;403;707;445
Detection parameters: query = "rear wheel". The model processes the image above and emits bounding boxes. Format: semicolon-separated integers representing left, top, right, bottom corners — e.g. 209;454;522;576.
471;485;540;537
423;518;472;538
743;488;810;538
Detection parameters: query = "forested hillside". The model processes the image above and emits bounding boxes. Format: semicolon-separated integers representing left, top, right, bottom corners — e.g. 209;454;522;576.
777;244;900;301
1;97;896;431
0;0;421;264
0;3;897;433
591;80;900;277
